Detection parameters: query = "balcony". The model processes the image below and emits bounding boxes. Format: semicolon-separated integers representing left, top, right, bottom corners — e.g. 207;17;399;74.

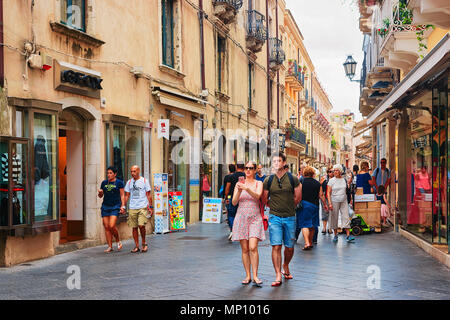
213;0;243;25
286;60;304;92
285;125;306;146
246;10;267;53
409;0;450;29
378;0;433;74
269;38;286;71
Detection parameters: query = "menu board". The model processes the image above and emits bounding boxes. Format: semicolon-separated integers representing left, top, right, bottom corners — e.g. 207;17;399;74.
153;173;169;234
202;198;222;224
169;191;186;231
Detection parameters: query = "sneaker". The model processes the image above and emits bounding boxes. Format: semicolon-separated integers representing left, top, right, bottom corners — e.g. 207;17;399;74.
333;235;338;242
346;236;355;242
228;232;233;241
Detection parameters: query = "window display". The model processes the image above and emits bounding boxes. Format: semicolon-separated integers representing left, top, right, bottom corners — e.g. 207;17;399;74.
33;113;57;222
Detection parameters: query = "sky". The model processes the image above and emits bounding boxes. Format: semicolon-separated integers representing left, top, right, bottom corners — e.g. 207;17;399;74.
285;0;364;121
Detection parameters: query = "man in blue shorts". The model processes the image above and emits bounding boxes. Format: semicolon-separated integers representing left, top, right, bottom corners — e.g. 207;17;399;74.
262;153;302;287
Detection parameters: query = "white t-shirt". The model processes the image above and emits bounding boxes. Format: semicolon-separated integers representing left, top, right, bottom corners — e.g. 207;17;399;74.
327;177;348;203
124;177;151;210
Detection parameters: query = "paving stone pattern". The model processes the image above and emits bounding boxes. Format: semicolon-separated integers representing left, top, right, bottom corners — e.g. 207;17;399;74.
0;221;449;300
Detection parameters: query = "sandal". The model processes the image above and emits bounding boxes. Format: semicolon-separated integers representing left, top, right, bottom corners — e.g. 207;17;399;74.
141;243;148;253
104;247;113;253
281;272;293;280
242;279;252;285
253;280;263;287
271;280;282;287
130;247;140;253
117;241;123;251
302;245;311;251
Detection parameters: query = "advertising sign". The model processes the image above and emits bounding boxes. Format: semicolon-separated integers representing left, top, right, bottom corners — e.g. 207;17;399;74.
202;198;222;224
153;173;169;234
158;119;170;139
168;191;186;231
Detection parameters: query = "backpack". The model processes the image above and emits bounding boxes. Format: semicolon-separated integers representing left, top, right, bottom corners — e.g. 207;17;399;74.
374;167;390;182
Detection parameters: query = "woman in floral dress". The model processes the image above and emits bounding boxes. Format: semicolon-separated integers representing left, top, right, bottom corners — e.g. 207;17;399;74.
232;161;265;287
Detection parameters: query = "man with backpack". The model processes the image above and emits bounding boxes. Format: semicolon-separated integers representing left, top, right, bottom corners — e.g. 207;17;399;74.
262;153;302;287
371;158;391;194
224;164;245;240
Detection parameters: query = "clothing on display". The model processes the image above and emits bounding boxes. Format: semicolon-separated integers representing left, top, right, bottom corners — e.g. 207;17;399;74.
113;146;124;181
1;153;22;183
34;136;50;217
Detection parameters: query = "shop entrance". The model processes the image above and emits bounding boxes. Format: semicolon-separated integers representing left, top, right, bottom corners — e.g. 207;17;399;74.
58;109;85;244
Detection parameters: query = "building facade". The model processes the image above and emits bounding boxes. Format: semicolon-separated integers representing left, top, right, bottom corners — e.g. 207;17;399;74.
355;0;449;258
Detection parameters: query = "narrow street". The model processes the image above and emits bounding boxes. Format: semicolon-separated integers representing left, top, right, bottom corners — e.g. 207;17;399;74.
1;221;449;300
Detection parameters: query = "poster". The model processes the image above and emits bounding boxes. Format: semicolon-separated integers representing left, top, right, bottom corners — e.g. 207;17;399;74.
169;191;186;231
157;119;169;139
153;173;169;234
202;198;222;224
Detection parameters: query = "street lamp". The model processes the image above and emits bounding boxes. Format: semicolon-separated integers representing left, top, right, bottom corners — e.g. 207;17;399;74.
289;113;297;126
343;55;362;83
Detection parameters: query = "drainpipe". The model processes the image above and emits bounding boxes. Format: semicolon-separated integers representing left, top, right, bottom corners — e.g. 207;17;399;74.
275;0;279;128
0;0;4;87
265;0;271;143
198;0;206;203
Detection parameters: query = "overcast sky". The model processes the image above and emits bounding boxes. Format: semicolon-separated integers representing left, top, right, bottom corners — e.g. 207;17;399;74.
285;0;364;121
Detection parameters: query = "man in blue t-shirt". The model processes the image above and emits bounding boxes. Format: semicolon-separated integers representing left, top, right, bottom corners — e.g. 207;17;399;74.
255;164;266;182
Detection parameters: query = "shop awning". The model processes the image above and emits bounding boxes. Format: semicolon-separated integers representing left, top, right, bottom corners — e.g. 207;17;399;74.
367;33;450;124
152;86;206;115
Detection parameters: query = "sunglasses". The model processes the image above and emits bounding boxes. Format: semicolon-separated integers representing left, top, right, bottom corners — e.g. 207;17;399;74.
245;167;255;170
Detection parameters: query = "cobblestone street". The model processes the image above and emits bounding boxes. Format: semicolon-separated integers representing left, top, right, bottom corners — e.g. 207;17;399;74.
0;220;449;300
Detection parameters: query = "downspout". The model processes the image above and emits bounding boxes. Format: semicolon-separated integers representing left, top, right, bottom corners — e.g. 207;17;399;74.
276;0;279;128
265;0;271;143
198;0;206;204
0;0;4;87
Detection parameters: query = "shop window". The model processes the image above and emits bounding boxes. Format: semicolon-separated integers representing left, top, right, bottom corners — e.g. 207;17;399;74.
33;113;58;223
0;137;29;228
61;0;86;32
126;126;142;181
105;123;143;183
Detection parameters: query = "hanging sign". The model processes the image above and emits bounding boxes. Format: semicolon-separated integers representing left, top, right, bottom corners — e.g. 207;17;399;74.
168;191;186;231
153;173;169;234
202;198;222;224
158;119;170;139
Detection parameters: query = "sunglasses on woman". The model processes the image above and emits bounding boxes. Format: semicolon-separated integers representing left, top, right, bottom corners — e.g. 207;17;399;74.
245;166;255;170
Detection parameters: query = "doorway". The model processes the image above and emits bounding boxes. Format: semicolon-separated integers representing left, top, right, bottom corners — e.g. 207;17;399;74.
58;109;85;244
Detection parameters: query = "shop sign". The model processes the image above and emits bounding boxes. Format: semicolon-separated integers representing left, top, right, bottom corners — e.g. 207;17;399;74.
168;191;186;231
54;60;103;99
153;173;169;234
158;119;170;139
202;198;222;224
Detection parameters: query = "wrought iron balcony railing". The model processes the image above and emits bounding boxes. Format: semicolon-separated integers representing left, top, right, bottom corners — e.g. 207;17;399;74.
213;0;243;24
285;125;306;146
246;10;267;52
269;38;285;70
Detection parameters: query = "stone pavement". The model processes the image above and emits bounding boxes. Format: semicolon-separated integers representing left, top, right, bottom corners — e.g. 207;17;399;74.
0;220;449;300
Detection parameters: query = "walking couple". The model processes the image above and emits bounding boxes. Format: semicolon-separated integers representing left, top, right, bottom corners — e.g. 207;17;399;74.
231;153;301;287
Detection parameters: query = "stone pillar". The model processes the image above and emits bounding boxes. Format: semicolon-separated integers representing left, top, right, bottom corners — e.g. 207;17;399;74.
397;109;409;231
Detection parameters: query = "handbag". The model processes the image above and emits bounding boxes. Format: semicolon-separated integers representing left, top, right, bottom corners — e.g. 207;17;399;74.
259;199;268;231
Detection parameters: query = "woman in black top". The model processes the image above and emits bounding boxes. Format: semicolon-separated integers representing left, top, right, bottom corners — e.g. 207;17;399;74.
296;167;327;250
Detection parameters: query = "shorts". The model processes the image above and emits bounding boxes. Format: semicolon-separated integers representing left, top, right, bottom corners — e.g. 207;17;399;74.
268;214;296;248
320;201;330;221
101;208;120;218
127;208;148;228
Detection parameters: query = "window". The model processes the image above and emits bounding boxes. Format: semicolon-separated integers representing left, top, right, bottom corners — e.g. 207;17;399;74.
0;138;29;228
217;36;227;93
248;62;254;109
61;0;86;32
33;113;58;223
105;123;143;183
162;0;175;68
